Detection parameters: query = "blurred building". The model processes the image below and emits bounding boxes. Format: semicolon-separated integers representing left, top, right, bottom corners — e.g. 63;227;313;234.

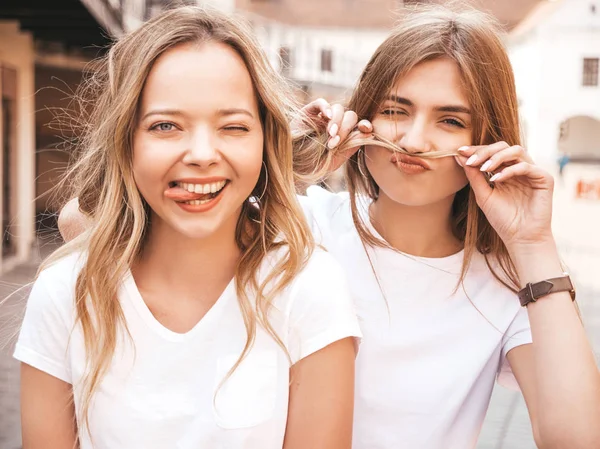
508;0;600;163
0;0;575;272
0;0;149;273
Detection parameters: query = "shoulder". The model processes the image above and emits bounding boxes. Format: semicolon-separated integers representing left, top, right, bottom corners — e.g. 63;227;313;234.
298;186;350;220
298;248;346;284
286;248;351;307
32;251;86;310
38;251;85;286
297;186;357;244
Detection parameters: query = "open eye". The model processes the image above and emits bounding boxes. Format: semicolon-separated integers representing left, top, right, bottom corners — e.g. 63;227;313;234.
150;122;177;132
441;118;466;128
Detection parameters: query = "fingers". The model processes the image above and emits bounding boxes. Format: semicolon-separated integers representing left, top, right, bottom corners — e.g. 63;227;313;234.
456;153;554;192
327;103;345;139
478;145;530;174
489;162;553;188
330;117;372;149
357;120;373;134
457;157;493;200
334;110;359;147
303;98;332;119
308;103;370;150
458;142;534;170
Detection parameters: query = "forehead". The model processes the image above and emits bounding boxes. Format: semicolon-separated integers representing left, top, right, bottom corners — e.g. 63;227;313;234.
389;58;469;106
139;41;257;113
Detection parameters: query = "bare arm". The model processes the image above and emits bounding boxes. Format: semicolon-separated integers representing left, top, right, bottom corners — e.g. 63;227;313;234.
57;198;91;242
456;144;600;449
21;363;78;449
283;338;356;449
508;243;600;449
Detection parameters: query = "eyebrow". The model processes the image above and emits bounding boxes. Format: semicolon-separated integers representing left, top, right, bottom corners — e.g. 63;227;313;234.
217;108;255;119
386;95;471;115
141;108;255;121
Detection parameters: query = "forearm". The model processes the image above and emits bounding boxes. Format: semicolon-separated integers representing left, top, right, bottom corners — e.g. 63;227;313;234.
511;239;600;446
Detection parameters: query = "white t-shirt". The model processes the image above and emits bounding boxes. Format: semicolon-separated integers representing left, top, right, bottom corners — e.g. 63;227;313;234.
299;186;533;449
14;248;361;449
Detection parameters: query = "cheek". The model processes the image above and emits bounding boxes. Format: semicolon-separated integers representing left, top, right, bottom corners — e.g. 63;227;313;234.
364;145;389;174
131;134;170;198
228;133;264;190
371;118;402;140
441;159;469;192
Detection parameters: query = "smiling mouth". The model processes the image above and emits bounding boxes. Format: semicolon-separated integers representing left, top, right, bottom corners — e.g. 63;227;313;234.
166;180;229;205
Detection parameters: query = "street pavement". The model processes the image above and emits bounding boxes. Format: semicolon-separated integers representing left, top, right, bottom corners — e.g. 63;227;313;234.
1;165;599;448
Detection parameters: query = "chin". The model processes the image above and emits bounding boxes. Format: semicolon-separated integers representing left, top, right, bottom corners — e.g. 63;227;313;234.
170;221;225;240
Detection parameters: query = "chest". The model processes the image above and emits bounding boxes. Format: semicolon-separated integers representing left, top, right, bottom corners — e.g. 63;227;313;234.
69;300;290;449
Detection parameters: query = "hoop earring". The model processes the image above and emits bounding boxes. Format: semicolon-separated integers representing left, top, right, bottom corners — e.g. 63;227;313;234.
255;160;269;202
357;147;369;179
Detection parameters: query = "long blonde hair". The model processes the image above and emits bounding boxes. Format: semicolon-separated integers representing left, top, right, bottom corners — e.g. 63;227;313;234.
295;3;521;290
45;5;313;432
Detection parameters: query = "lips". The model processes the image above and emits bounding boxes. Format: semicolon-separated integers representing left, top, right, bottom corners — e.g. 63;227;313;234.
164;179;229;202
390;153;431;170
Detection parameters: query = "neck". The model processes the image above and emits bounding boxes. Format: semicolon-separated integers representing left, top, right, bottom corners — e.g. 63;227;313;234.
370;192;463;258
133;216;241;297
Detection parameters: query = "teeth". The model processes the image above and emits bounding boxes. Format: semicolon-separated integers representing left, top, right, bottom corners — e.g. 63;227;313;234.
176;180;226;194
184;199;212;205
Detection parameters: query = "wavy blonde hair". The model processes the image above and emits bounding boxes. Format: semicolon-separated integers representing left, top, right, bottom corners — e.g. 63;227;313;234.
45;5;313;433
294;3;521;291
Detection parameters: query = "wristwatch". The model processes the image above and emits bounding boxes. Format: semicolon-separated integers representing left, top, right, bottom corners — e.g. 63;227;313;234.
517;274;576;307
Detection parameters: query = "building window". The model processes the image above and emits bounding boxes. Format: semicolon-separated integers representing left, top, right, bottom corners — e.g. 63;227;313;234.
583;58;599;86
279;47;292;75
321;49;333;73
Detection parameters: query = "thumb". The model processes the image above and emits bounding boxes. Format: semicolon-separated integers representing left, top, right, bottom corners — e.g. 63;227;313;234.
455;156;493;201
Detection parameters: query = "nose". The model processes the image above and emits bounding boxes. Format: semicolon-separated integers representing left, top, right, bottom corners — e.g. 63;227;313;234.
182;128;220;167
396;117;432;154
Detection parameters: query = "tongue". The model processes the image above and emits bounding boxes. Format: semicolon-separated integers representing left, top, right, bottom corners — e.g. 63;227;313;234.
164;186;211;202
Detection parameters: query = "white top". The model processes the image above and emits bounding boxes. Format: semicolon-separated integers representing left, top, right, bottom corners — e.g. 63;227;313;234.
14;248;361;449
299;186;532;449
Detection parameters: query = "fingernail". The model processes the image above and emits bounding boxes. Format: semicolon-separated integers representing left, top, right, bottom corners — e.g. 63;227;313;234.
328;135;341;149
489;173;501;182
458;146;470;154
480;160;492;172
454;156;463;167
326;109;333;119
466;154;478;166
329;123;338;138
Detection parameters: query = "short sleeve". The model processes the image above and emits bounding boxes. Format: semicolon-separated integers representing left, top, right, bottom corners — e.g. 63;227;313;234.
13;272;74;384
497;306;532;390
286;251;362;364
296;187;351;247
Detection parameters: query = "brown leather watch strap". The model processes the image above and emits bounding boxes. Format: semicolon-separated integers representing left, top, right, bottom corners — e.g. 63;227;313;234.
518;275;576;307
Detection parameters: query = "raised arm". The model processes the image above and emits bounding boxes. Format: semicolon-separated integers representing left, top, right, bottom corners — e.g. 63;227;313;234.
57;198;91;242
456;143;600;449
291;98;371;190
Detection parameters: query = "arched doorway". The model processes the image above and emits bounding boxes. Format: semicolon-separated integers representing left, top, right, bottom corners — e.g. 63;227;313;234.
558;115;600;162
